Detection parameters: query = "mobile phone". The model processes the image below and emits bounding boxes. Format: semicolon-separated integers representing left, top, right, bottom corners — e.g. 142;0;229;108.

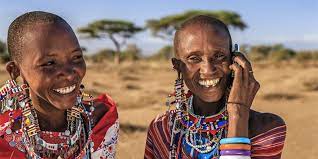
228;44;240;88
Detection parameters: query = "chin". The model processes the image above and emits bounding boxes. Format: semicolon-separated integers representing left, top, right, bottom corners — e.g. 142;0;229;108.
50;98;77;110
199;93;224;103
49;91;78;109
194;85;226;103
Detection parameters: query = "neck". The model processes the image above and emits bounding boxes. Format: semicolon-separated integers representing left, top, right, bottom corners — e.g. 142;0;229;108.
192;95;225;116
30;92;67;132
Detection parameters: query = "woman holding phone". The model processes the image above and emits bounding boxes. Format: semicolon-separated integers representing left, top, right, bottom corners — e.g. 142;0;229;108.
144;15;286;159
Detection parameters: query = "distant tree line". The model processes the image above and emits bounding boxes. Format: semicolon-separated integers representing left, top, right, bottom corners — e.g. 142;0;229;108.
84;43;318;63
244;44;318;62
78;10;246;64
1;10;318;64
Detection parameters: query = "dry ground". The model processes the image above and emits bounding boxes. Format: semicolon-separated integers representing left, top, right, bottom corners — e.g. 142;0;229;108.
0;60;317;159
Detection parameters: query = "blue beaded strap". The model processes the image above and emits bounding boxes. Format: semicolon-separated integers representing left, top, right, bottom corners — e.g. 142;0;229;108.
220;137;251;145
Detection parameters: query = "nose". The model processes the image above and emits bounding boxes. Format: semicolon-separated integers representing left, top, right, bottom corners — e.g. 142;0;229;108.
199;60;217;79
57;64;77;81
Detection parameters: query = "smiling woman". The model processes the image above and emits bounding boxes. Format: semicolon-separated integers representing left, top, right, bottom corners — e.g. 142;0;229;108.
144;15;286;159
0;11;118;159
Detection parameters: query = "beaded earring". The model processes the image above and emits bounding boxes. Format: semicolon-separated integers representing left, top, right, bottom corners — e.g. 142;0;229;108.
166;71;187;111
0;79;28;113
78;84;95;127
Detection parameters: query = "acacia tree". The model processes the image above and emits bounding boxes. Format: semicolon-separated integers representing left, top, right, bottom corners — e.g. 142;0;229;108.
146;10;247;41
78;20;143;64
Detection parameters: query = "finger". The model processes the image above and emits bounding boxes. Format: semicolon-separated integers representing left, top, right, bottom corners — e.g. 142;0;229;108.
247;81;260;107
233;52;250;63
233;55;252;70
229;63;243;84
249;71;256;82
233;56;250;84
233;52;252;70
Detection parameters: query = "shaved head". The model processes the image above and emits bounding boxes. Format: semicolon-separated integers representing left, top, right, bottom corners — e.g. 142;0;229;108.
174;15;232;58
7;11;72;62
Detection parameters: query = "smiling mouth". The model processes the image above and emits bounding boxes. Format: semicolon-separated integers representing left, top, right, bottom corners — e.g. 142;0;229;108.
53;84;76;95
198;78;221;88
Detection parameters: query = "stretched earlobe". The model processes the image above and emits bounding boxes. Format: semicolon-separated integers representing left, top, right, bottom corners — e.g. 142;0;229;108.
171;58;181;72
5;61;20;80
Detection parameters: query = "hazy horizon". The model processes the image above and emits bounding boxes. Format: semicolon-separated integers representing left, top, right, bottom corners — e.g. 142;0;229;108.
0;0;317;55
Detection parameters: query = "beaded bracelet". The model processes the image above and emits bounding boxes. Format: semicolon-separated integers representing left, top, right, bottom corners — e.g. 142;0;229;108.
219;156;251;159
220;137;251;145
220;144;251;151
220;149;251;156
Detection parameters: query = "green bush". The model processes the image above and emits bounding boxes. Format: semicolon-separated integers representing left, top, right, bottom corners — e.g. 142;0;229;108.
0;40;10;63
0;54;10;63
149;45;174;60
247;45;272;61
90;48;115;63
0;40;5;53
295;51;318;61
268;48;296;61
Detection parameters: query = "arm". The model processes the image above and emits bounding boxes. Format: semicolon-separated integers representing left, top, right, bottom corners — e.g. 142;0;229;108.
227;52;260;137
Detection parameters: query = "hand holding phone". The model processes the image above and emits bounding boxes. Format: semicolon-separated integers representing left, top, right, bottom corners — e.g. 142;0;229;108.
226;43;260;137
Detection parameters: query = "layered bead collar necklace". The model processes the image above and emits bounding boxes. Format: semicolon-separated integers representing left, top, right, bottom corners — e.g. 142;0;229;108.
1;80;95;159
170;95;229;159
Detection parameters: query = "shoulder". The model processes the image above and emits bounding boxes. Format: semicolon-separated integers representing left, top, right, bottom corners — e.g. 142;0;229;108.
249;110;286;139
88;93;118;125
90;94;119;151
248;110;287;158
147;110;177;135
148;110;177;128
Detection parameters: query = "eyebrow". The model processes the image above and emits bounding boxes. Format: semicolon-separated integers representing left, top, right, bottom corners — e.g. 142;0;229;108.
187;50;202;56
71;47;82;53
33;47;82;61
37;52;57;59
43;47;82;58
212;47;228;52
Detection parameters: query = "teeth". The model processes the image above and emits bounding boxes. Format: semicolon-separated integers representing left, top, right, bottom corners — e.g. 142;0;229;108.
53;85;76;94
198;78;220;87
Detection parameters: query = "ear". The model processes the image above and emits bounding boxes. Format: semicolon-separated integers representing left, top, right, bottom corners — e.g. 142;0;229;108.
6;61;20;80
171;58;182;72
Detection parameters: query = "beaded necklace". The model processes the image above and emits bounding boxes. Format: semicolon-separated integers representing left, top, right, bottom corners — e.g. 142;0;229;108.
0;80;95;159
20;94;94;159
169;95;229;159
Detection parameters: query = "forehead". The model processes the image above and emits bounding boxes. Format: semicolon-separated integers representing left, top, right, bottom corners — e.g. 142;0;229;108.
21;23;79;60
177;24;230;55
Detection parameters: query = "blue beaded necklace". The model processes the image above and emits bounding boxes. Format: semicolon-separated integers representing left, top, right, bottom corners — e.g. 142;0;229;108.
179;96;228;159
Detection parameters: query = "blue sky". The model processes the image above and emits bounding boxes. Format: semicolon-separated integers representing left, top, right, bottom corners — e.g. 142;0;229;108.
0;0;317;55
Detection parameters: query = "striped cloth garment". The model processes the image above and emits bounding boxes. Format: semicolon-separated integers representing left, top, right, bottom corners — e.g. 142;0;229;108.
144;111;286;159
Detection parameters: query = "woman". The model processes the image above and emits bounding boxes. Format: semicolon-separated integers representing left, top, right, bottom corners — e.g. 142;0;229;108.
0;11;118;159
144;15;286;159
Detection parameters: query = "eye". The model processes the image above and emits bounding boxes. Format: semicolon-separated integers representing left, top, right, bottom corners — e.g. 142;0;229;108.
187;55;202;63
74;55;83;60
215;53;226;60
73;54;84;62
41;60;55;67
